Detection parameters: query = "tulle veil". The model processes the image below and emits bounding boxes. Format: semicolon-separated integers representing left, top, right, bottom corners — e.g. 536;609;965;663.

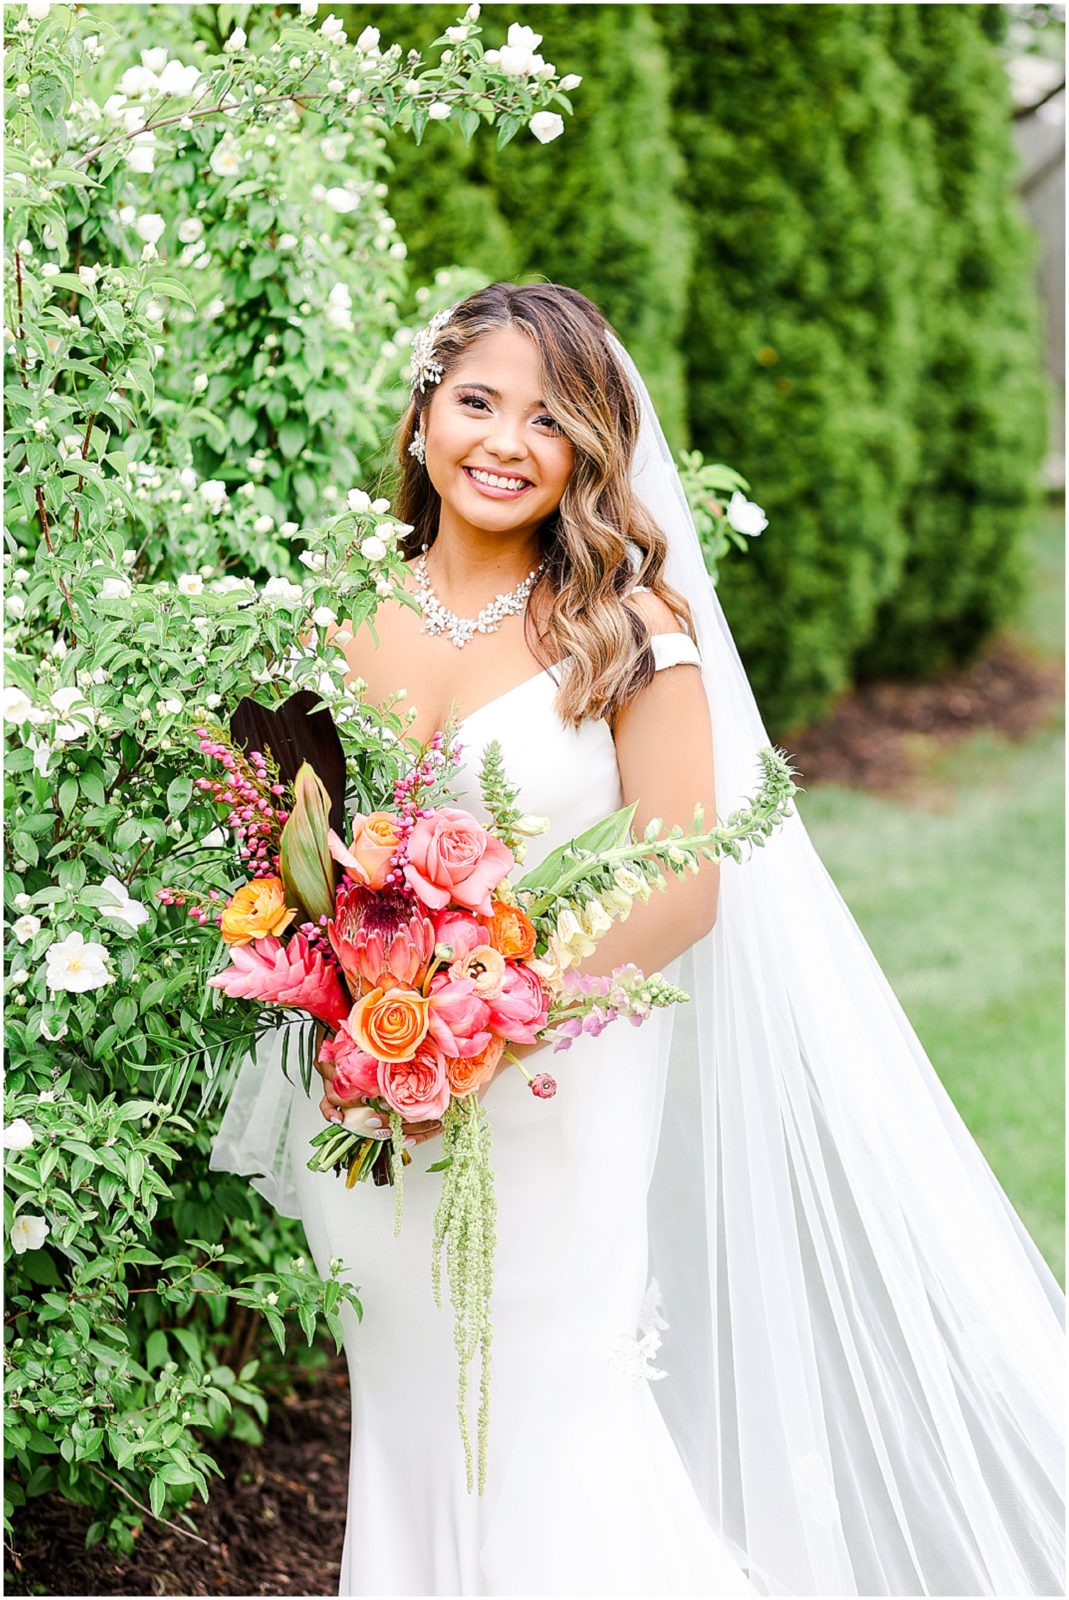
211;333;1065;1596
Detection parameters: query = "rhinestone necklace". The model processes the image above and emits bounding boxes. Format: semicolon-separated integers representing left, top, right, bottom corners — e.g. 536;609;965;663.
414;543;547;649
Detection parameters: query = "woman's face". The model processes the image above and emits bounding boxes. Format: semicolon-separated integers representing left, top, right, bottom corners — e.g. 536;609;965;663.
423;324;575;540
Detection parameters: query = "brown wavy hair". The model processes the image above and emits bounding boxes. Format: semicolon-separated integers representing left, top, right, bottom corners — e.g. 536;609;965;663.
391;281;695;729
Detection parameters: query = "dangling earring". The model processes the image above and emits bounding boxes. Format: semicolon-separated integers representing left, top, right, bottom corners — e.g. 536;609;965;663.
408;424;426;465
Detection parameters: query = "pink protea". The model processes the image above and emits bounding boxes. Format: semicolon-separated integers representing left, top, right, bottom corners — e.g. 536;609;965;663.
208;932;350;1030
327;877;436;995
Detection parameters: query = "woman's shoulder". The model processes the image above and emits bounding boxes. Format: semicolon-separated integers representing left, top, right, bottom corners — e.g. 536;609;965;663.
623;584;686;637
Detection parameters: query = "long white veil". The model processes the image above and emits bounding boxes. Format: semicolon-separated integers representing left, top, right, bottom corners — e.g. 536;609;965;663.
211;332;1065;1597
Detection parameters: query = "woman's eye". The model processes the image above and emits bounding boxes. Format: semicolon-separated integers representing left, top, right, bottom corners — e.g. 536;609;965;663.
459;394;561;433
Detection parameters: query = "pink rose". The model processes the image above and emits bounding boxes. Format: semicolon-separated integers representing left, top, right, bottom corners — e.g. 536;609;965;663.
319;1022;380;1103
403;806;515;916
487;961;549;1044
427;972;493;1060
377;1038;451;1122
431;907;485;961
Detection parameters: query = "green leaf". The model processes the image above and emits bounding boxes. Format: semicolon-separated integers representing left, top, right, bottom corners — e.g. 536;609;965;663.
515;801;639;894
96;301;126;340
165;776;193;816
149;1474;166;1518
150;277;196;307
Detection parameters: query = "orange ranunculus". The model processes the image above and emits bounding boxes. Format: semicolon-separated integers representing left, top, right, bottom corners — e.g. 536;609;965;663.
328;810;403;893
349;983;431;1063
220;876;297;946
445;1036;506;1098
480;899;537;960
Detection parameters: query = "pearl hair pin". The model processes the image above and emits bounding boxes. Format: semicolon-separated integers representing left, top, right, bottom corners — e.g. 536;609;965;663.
414;543;546;649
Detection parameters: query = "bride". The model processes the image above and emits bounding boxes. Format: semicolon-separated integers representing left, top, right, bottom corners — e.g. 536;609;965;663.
211;281;1065;1597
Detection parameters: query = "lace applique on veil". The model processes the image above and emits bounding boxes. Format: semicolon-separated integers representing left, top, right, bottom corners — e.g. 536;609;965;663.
609;1276;670;1385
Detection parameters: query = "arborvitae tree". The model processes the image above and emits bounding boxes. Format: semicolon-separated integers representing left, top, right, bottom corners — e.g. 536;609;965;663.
657;4;925;732
347;4;692;440
855;3;1048;680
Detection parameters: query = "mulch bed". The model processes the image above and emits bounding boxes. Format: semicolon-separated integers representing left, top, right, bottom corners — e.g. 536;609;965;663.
772;634;1064;796
5;629;1063;1599
4;1357;351;1598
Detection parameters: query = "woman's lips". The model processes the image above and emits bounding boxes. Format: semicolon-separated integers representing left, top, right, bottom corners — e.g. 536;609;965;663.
462;465;533;499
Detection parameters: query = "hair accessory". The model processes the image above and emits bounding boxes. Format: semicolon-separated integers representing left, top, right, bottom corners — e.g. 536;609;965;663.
407;425;427;465
408;303;457;394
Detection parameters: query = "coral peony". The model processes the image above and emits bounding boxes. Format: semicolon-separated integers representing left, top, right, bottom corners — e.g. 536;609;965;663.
328;809;403;892
430;906;485;961
377;1038;451;1121
319;1021;380;1101
479;899;537;960
349;983;431;1063
486;961;550;1043
427;972;493;1059
328;878;436;993
403;806;514;915
445;1035;505;1097
219;876;297;945
208;932;350;1030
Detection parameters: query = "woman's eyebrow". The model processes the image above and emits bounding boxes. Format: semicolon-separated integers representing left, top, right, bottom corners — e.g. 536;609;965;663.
451;380;550;407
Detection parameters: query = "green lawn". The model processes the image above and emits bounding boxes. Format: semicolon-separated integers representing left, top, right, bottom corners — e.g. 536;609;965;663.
795;503;1065;1284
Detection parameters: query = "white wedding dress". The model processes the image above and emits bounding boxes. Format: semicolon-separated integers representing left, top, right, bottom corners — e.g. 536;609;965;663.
286;632;757;1597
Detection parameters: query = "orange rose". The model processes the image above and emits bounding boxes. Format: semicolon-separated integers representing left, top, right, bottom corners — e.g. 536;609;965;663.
220;876;297;946
329;810;403;892
480;900;537;960
445;1036;506;1098
349;983;431;1063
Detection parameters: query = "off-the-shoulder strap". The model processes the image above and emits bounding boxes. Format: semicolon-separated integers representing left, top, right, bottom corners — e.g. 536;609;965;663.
651;632;702;671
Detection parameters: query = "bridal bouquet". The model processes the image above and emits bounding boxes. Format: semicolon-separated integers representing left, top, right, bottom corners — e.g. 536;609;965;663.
189;691;798;1491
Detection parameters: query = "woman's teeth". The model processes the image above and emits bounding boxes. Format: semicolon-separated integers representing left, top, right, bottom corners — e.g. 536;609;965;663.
465;466;531;491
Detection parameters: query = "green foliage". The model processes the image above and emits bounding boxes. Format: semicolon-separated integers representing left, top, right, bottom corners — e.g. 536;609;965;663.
854;4;1048;679
353;3;693;439
658;3;927;731
3;0;578;1556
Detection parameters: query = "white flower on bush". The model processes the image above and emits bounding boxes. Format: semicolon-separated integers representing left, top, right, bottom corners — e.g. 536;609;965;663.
299;550;326;571
560;73;582;91
346;488;371;514
279;520;300;537
199;479;228;513
445;25;469;42
12;914;42;944
177;217;203;245
253;514;275;534
427;101;452;121
530;112;564;144
45;930;112;992
499;23;545;77
320;13;345;43
209;136;243;178
77;264;99;288
135;212;166;244
223;25;246;52
99;873;150;930
277;233;298;251
100;576;131;600
3;687;34;723
7;594;27;618
178;466;198;493
192;373;209;394
140;46;168;73
725;491;768;536
360;536;387;563
119;63;157;96
39;1015;68;1041
128;133;158;174
325;187;359;213
10;1215;49;1254
312;605;337;628
263;576;303;604
300;0;317;14
356;24;379;51
50;685;96;740
325;282;353;331
3;1118;35;1150
158;59;201;95
177;572;205;596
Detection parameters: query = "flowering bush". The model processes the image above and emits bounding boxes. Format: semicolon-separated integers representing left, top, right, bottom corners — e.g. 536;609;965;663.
3;0;582;1555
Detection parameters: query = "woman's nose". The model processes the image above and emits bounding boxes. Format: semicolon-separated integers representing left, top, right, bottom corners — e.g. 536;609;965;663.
482;415;528;461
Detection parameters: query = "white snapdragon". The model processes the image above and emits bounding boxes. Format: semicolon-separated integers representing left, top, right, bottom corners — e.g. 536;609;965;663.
530;112;564;144
10;1215;49;1254
45;930;112;992
99;874;150;930
725;491;768;537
